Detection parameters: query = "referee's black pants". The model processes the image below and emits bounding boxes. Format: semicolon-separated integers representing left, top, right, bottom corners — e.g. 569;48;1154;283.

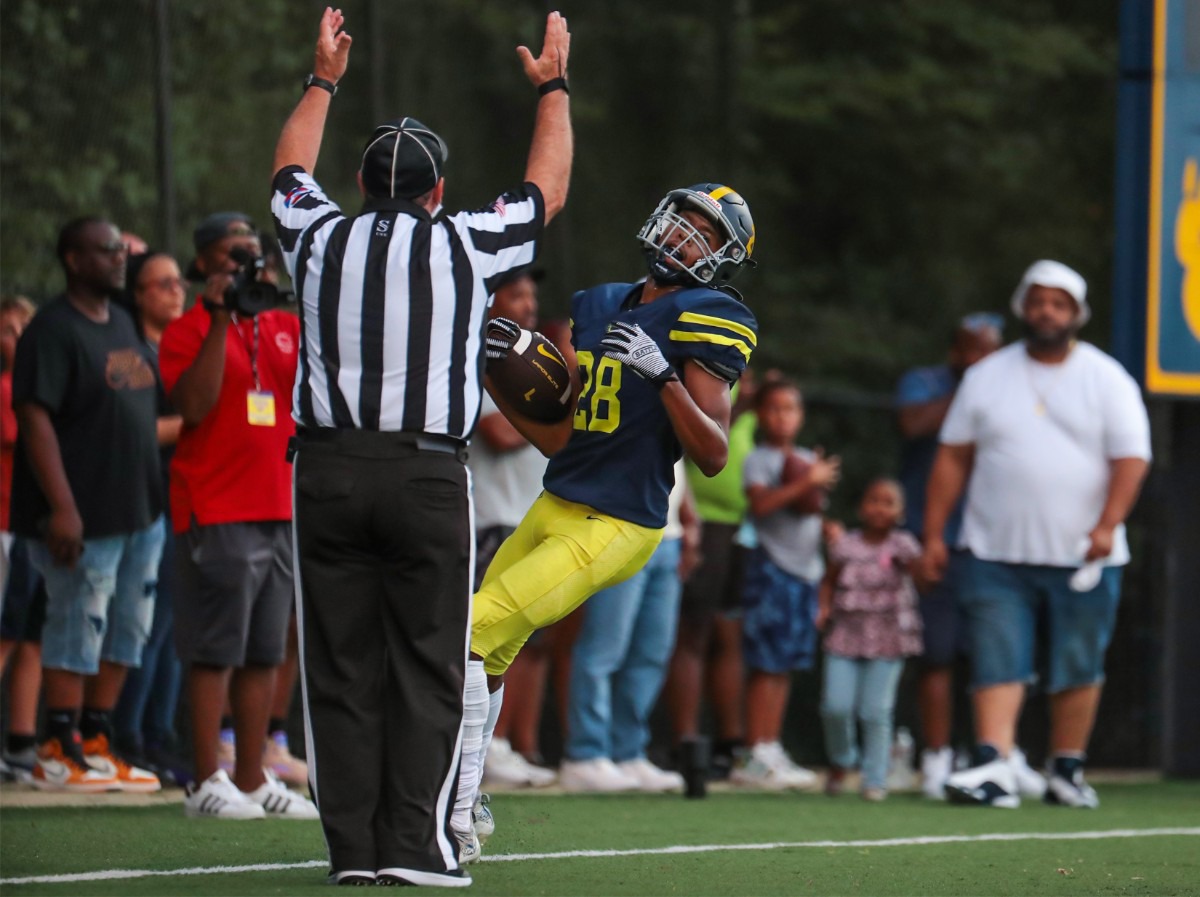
292;430;471;875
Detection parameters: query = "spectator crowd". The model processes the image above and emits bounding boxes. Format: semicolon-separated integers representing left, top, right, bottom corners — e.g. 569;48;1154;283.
0;221;1150;816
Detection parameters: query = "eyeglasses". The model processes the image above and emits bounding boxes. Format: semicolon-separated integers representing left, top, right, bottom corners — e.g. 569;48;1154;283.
91;241;128;255
140;276;186;292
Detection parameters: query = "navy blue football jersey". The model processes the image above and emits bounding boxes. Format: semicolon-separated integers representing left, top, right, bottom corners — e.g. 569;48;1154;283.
542;282;758;527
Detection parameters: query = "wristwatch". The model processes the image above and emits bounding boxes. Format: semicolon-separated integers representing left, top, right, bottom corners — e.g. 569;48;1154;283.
303;74;337;96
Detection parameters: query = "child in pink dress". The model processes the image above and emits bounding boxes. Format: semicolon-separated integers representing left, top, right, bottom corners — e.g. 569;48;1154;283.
818;478;922;800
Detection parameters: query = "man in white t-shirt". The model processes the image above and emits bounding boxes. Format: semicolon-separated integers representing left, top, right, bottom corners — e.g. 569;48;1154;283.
920;260;1151;809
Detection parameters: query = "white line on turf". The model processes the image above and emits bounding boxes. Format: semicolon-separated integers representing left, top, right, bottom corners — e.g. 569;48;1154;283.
2;828;1197;886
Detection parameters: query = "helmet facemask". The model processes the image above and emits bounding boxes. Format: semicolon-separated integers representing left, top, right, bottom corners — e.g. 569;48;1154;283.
637;191;749;287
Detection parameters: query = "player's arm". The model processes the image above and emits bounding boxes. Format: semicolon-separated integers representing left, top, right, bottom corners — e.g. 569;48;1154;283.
519;12;572;223
919;442;974;582
483;371;581;457
475;409;531;453
273;8;352;176
657;361;733;477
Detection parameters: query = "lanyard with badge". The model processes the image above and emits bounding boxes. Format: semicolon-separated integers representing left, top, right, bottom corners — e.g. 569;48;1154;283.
236;314;276;426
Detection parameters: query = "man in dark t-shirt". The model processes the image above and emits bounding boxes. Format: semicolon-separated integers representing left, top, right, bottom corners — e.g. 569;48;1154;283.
10;217;165;794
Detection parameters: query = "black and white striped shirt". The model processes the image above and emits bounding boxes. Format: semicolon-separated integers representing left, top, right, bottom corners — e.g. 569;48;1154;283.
270;165;543;439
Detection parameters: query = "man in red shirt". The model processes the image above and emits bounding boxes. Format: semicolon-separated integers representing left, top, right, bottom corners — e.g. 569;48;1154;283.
159;212;315;820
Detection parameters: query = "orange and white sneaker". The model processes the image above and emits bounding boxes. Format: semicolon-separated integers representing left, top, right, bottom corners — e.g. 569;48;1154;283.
264;731;309;789
82;733;162;793
32;737;117;793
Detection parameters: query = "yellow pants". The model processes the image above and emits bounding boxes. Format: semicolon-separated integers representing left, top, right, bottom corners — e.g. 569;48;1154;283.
471;491;664;676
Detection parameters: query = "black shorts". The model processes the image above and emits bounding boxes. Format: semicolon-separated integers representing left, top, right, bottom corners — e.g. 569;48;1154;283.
917;573;968;667
174;520;294;667
1;537;46;643
679;521;745;618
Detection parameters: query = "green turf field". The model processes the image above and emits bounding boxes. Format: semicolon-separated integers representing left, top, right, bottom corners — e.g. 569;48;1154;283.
2;782;1198;895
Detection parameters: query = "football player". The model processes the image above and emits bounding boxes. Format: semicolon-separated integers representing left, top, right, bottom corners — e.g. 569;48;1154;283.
452;185;759;860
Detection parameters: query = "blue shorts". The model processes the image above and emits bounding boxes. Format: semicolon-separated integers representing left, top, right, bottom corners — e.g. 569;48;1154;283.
956;552;1123;693
741;548;818;674
28;517;166;675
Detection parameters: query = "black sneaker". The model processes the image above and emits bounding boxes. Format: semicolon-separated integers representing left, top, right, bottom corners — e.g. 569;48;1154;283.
144;742;194;789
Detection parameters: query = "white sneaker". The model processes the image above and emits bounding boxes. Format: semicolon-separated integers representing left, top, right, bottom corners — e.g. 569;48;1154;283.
559;757;640;792
184;769;266;819
730;742;818;791
472;793;494;843
483;738;557;787
616;758;684;793
1009;747;1047;799
921;747;954;800
944;755;1020;808
454;825;481;865
245;769;320;819
1044;759;1100;808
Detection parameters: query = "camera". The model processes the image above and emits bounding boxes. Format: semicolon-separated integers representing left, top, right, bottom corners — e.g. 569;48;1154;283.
224;247;291;316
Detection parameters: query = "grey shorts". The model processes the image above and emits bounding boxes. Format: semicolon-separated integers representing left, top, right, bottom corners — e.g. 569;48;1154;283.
175;520;294;668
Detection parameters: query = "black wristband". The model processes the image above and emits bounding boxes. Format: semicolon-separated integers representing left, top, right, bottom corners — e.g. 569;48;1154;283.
202;298;229;315
303;74;338;96
537;77;569;97
651;368;679;391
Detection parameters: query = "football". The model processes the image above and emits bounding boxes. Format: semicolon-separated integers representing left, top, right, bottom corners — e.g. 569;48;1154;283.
486;328;573;423
782;451;826;515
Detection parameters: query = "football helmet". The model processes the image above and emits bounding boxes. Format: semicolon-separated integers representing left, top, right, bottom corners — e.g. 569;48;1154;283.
637;184;756;287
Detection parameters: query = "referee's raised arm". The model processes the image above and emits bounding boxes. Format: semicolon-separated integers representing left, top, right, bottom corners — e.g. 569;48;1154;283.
273;6;351;175
520;12;573;223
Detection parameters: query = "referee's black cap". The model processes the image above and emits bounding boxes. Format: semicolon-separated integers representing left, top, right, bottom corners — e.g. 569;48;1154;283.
360;117;449;200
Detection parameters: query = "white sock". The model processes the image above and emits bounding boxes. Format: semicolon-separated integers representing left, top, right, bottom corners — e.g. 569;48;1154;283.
479;685;505;786
452;660;489;831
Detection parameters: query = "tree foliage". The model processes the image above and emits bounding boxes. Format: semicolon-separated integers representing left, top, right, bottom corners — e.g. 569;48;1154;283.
1;0;1117;421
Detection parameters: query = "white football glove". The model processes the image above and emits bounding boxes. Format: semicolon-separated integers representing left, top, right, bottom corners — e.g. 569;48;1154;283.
485;317;523;362
599;321;677;387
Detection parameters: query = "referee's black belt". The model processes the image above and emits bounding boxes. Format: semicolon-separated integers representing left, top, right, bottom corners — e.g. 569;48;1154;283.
291;427;468;461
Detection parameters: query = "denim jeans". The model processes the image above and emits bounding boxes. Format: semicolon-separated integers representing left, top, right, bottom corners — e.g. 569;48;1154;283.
955;552;1123;691
30;516;166;674
820;653;904;790
566;537;682;762
114;519;181;748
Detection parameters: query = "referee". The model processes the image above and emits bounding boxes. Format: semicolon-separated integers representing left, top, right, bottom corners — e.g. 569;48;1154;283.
270;9;572;888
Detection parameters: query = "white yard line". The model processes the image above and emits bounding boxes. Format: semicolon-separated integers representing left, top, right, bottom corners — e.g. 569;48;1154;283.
3;827;1198;886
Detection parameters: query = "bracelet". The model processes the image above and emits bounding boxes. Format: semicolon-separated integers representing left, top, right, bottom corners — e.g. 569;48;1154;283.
537;77;569;97
303;74;338;96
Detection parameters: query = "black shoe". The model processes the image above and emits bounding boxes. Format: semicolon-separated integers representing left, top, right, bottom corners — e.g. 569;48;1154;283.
144;742;193;789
